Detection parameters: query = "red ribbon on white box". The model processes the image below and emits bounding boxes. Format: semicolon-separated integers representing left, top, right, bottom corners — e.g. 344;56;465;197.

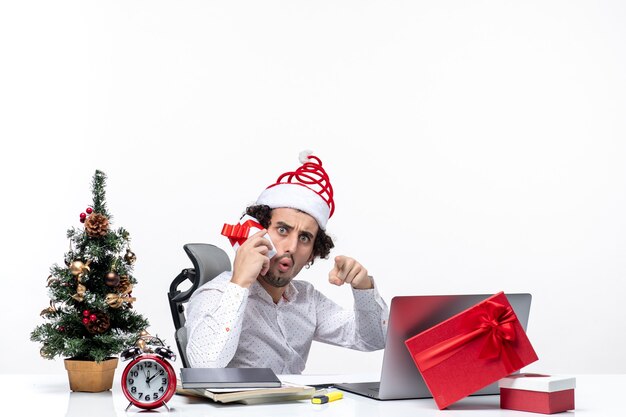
221;215;276;258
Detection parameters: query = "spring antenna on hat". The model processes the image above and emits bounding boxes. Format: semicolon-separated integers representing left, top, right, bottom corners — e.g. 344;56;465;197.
276;152;334;217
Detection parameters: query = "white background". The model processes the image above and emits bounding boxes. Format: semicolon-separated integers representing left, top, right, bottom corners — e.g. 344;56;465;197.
1;1;624;375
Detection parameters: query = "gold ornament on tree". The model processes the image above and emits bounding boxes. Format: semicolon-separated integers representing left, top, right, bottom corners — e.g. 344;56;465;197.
105;274;135;308
40;301;57;317
69;260;90;276
136;338;147;351
124;247;137;264
134;330;163;353
105;292;136;309
40;346;53;359
69;260;90;302
105;271;120;287
105;257;121;287
71;279;86;302
115;275;132;294
84;213;109;238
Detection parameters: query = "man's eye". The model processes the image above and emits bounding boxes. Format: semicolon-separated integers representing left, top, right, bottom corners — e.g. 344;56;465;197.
299;235;310;243
278;227;287;234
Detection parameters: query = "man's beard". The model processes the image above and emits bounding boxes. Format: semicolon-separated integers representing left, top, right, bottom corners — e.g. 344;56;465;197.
259;273;292;288
259;254;295;288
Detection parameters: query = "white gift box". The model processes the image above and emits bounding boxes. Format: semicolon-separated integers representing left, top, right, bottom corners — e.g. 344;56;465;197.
499;373;576;414
227;215;276;259
499;373;576;392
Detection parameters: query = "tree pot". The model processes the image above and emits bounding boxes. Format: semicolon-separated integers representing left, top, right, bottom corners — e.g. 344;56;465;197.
64;357;119;392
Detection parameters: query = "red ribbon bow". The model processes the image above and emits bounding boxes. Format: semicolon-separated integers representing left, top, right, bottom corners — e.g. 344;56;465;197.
412;300;523;374
221;219;264;247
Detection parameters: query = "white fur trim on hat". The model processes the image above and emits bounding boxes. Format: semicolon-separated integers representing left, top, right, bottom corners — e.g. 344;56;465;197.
256;183;331;230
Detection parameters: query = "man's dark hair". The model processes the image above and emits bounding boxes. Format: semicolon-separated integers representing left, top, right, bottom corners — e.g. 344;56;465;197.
245;205;334;263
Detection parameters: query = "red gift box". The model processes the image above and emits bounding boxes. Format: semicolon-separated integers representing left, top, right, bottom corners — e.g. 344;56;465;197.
404;291;539;409
499;373;576;414
221;214;276;258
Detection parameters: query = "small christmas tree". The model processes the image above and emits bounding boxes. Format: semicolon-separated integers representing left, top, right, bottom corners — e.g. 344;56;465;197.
31;170;149;362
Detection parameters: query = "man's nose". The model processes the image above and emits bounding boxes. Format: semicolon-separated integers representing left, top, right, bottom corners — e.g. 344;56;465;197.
281;233;298;253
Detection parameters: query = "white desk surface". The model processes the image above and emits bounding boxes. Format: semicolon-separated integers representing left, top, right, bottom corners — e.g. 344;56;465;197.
3;373;622;416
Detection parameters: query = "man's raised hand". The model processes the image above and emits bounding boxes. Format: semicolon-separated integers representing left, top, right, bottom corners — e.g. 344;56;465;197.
328;255;373;289
231;229;273;288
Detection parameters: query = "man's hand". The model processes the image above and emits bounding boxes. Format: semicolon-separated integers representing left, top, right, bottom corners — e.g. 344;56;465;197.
230;229;273;289
328;255;373;289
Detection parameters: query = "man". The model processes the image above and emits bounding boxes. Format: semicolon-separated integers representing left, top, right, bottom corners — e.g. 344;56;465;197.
185;151;388;374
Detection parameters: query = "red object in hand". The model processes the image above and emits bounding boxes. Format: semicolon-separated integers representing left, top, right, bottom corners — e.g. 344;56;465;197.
221;218;264;246
221;215;276;258
404;292;539;410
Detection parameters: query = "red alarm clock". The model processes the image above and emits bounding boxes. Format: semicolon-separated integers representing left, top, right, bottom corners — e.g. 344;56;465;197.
120;345;177;410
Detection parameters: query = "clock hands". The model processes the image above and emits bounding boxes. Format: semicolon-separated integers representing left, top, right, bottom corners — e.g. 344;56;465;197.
147;369;159;383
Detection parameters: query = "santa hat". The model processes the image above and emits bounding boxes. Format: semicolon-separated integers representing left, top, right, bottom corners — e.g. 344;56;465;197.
256;150;335;230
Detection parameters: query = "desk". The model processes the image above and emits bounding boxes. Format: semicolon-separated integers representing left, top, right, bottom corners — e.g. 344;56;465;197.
3;374;623;416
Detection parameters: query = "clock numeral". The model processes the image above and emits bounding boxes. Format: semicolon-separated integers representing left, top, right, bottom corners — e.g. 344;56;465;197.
159;386;164;392
162;378;167;385
131;386;137;393
131;370;139;377
153;392;159;399
128;378;134;385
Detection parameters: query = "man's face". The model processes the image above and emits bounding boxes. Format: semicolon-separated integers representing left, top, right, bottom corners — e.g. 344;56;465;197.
260;207;319;288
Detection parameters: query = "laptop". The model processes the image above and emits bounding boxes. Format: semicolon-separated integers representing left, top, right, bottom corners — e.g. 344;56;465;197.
335;293;533;400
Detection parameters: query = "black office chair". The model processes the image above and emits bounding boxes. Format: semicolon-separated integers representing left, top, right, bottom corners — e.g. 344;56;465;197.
167;243;231;368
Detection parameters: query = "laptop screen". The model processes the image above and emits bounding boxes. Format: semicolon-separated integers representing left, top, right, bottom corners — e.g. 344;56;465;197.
377;293;532;400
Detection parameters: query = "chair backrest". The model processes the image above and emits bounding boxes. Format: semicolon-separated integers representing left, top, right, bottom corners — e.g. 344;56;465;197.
168;243;231;367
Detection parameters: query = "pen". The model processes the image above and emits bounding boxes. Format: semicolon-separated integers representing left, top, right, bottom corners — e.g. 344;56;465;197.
311;390;343;404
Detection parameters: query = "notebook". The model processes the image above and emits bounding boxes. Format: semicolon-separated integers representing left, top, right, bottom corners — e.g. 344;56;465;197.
180;367;282;389
335;293;533;400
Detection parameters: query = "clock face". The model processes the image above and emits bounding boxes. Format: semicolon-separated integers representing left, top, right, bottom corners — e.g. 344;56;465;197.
121;355;176;409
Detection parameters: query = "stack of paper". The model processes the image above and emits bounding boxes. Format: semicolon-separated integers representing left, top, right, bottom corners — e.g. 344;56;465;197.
176;380;316;405
176;368;316;404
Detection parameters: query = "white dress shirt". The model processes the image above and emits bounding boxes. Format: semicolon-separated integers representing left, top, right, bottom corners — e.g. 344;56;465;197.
185;271;389;374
